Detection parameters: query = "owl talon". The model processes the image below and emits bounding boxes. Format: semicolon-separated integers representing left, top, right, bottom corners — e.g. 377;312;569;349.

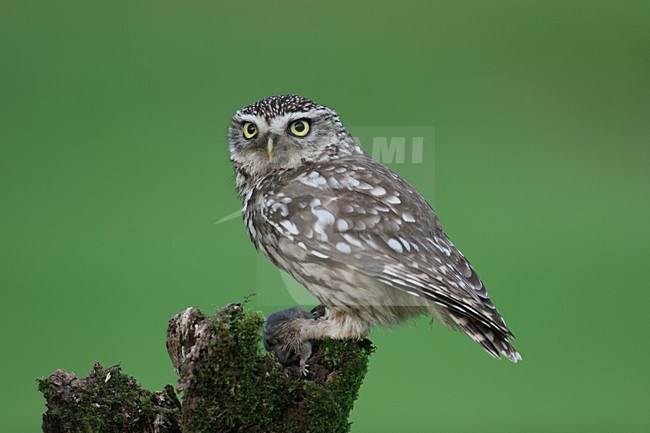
299;360;309;376
263;307;314;372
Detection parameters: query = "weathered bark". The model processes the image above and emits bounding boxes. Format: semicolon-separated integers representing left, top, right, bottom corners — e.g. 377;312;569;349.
38;364;181;433
39;302;373;433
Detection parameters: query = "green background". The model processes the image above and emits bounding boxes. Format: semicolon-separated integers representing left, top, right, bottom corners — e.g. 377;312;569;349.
2;1;648;432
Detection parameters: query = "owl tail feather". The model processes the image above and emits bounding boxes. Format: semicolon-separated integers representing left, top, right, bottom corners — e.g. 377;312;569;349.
449;313;522;363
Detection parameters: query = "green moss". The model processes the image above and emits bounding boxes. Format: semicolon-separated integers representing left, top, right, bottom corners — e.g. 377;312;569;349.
181;305;374;433
300;339;373;433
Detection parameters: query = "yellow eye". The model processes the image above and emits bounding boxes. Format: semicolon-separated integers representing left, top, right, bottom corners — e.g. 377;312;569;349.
243;122;257;139
289;119;310;137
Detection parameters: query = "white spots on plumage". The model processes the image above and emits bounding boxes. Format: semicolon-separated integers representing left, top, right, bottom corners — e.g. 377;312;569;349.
436;241;451;256
270;202;289;217
313;208;335;227
333;175;366;190
385;195;401;204
387;238;403;253
370;186;386;196
311;250;329;259
326;176;341;189
299;171;327;187
401;212;415;222
427;238;451;256
280;220;299;235
336;219;350;232
345;177;360;187
406;290;421;298
336;242;352;254
310;198;334;242
356;181;373;190
398;236;411;252
298;241;306;249
367;214;381;226
343;233;363;248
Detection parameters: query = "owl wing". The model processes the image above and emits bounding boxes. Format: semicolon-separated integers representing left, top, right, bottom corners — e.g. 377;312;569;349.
258;155;514;342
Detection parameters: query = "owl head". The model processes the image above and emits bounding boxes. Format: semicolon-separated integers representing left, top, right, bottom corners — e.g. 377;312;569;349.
228;95;361;185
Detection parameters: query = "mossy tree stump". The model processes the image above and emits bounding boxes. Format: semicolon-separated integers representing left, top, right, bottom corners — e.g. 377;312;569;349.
39;302;374;432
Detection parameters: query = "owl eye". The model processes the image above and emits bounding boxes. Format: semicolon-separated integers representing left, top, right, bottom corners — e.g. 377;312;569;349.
242;122;257;139
289;119;310;137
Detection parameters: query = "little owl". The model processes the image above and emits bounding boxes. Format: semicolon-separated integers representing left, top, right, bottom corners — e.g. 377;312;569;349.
228;95;521;372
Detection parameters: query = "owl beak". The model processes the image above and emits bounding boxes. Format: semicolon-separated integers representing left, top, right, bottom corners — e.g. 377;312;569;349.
267;137;274;162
